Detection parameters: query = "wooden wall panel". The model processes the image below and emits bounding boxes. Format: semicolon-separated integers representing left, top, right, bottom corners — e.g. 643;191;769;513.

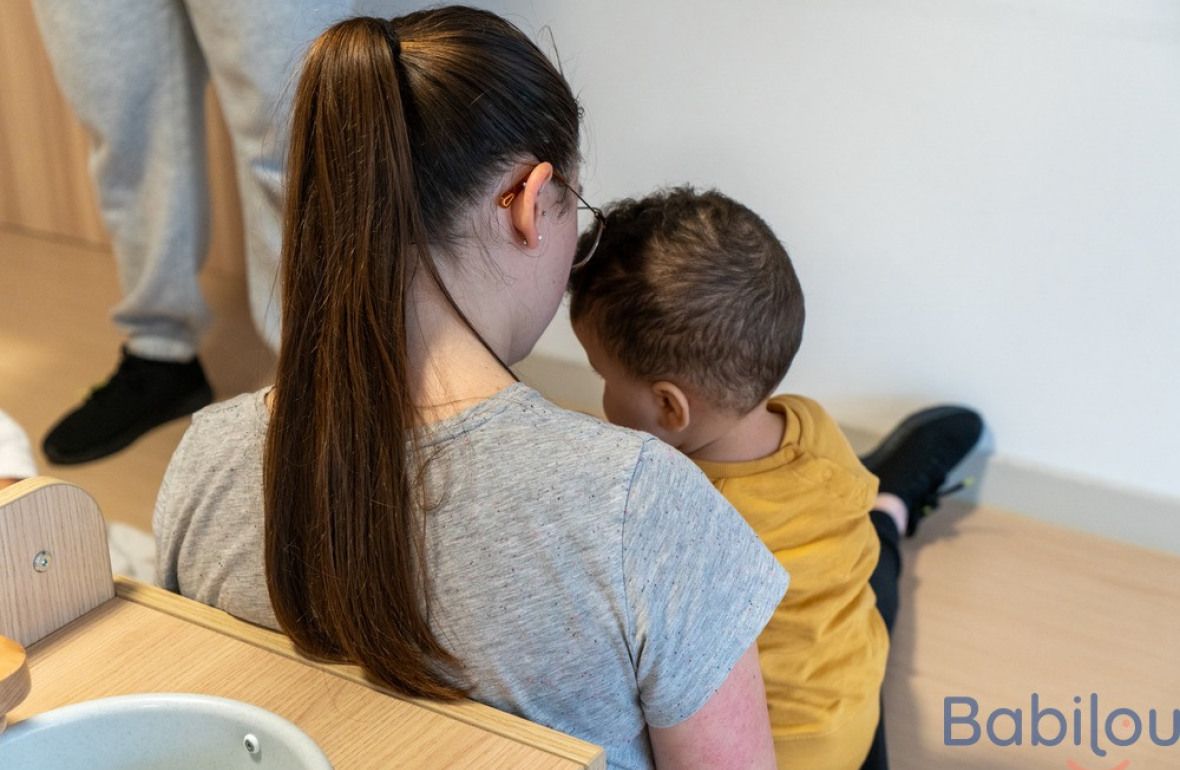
0;0;105;245
0;0;244;276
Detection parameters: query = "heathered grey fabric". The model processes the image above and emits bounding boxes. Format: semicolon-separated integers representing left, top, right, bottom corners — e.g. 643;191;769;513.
154;383;788;768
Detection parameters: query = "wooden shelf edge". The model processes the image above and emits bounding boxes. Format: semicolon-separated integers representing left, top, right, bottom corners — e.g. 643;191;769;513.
0;476;86;508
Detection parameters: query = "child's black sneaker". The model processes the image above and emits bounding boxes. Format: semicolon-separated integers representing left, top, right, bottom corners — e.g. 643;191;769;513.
42;347;213;465
860;405;984;536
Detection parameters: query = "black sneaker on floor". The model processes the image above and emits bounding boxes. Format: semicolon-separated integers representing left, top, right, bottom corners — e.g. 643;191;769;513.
42;347;213;465
860;405;984;536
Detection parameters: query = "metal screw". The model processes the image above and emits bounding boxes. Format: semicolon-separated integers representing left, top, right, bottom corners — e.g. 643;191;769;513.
33;551;51;573
243;734;260;754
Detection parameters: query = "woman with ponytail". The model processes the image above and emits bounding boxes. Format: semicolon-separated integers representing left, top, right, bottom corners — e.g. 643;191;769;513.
154;8;784;768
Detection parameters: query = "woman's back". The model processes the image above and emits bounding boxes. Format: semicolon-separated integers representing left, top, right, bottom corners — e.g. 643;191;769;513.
152;8;785;766
156;384;786;767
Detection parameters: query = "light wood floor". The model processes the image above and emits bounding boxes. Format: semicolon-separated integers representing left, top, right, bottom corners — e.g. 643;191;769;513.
3;225;1180;769
0;226;275;527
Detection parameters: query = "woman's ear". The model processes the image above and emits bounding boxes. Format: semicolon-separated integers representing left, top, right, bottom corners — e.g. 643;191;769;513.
651;381;692;433
508;161;554;249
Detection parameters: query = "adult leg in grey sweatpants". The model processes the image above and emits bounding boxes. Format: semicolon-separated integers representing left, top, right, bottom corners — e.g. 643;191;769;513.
32;1;360;463
32;0;358;360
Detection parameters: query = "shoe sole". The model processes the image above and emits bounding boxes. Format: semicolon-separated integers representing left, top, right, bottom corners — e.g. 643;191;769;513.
859;405;983;474
43;384;214;466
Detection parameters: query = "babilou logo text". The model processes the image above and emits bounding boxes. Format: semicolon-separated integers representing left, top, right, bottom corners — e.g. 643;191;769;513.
945;694;1178;765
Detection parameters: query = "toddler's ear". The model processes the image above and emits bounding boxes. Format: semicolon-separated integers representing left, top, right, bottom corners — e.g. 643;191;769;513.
651;381;691;433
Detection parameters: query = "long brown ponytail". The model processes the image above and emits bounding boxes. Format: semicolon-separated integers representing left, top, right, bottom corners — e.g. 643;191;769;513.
264;9;580;699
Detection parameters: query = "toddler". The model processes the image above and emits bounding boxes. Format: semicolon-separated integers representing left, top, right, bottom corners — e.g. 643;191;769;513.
567;187;982;770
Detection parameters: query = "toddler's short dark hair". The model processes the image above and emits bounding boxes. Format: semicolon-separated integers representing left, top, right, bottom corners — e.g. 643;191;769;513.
568;187;805;414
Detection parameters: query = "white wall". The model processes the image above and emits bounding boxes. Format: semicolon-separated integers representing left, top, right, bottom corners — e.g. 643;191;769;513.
477;1;1180;507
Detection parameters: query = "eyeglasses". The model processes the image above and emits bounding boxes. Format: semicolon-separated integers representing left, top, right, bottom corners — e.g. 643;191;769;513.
498;171;605;271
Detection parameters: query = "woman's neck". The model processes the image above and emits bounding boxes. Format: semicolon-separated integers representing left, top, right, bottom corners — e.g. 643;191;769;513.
405;273;518;423
266;257;520;422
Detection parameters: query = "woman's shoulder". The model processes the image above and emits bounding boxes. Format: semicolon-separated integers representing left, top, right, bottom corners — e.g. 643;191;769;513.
179;388;269;453
467;384;656;461
160;388;269;503
512;388;714;476
450;385;717;519
189;387;269;431
493;387;722;508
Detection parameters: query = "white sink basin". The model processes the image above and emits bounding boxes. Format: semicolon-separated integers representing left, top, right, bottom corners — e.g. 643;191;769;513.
0;693;332;769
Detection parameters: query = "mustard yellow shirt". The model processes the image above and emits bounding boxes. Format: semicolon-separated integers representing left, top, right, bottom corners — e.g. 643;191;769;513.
694;395;888;770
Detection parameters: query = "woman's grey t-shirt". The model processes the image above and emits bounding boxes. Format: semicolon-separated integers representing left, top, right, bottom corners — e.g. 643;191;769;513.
154;384;788;769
